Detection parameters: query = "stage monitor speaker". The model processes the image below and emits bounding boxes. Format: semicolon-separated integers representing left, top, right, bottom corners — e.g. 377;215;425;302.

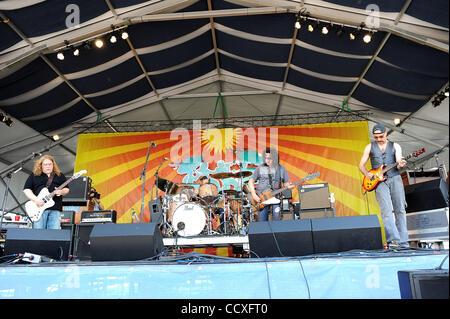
405;178;449;213
299;208;335;219
62;176;92;206
4;228;71;261
398;269;449;299
72;224;96;260
299;183;330;210
89;223;163;261
248;220;314;258
311;215;383;254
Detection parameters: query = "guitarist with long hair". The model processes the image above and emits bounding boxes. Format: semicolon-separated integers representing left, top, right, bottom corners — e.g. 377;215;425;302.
248;147;294;221
359;124;408;249
23;155;70;229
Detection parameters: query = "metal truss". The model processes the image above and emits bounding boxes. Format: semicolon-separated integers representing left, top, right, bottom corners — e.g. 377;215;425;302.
76;110;371;133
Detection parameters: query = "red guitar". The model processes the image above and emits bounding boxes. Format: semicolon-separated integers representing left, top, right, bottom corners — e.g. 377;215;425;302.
362;148;425;192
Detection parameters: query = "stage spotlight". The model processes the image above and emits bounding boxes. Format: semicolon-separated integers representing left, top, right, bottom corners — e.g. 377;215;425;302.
4;117;14;127
52;134;60;141
321;25;329;35
394;118;401;126
121;31;128;40
363;32;372;43
0;113;6;122
110;34;117;43
307;23;314;32
95;39;104;48
73;48;80;56
445;87;449;97
57;52;64;60
335;25;345;37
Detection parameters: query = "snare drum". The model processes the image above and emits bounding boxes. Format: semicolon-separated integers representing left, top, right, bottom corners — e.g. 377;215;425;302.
172;203;207;236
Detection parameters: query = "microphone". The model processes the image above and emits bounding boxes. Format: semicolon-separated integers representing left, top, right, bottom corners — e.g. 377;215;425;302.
163;157;169;161
31;152;42;158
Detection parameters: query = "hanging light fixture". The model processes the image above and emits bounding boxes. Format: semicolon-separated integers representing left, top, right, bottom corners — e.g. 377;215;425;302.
56;51;64;60
363;32;372;43
95;38;104;48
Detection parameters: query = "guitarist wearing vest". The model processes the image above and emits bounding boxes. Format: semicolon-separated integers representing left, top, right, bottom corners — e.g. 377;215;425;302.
359;124;408;249
23;155;70;229
248;148;294;221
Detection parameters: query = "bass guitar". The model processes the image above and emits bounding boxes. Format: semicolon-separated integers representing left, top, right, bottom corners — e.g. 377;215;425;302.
362;148;425;192
25;170;87;222
250;172;320;210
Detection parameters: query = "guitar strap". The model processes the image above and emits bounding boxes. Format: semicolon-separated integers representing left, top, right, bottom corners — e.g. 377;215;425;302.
46;173;55;189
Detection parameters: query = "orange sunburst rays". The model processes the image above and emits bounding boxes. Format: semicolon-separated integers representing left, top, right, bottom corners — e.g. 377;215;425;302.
201;128;240;156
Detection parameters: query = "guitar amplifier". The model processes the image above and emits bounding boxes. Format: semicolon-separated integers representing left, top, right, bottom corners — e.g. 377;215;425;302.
80;210;116;223
62;176;92;206
60;210;75;225
298;183;331;210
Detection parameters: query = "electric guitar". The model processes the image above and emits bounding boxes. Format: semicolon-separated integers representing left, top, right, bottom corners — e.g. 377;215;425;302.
25;170;87;222
362;148;425;192
250;172;320;210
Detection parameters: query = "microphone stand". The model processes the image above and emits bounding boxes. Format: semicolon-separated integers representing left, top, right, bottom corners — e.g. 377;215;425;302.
152;158;166;201
139;142;156;223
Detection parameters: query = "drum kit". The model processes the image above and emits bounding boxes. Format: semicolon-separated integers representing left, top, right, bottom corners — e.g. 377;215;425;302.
156;171;255;237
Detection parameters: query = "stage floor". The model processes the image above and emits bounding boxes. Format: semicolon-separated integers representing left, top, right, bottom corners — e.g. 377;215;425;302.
0;248;447;300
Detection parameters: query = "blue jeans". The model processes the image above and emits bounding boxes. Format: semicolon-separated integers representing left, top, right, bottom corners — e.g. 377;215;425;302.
258;204;281;221
375;175;408;245
33;209;61;229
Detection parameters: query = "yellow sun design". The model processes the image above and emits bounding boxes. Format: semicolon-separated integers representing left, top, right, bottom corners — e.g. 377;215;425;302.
201;128;241;155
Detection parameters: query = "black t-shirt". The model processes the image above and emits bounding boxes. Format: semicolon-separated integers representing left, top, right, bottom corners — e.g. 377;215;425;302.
23;173;69;211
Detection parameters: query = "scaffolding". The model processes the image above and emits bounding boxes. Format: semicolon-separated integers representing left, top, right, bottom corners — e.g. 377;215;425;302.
75;111;371;133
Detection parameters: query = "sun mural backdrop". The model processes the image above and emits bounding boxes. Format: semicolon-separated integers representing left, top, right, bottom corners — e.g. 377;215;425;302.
74;120;381;226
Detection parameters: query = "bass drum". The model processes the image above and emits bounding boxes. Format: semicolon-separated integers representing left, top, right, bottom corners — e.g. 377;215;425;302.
172;203;206;236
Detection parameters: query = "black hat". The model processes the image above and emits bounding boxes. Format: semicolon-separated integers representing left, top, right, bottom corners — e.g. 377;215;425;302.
372;124;386;134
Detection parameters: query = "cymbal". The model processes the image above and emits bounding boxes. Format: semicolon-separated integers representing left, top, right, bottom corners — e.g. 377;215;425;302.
210;172;235;179
176;183;194;189
157;177;175;193
210;171;253;179
233;171;252;178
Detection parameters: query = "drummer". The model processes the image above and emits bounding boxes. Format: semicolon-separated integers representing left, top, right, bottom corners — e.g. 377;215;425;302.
194;176;225;232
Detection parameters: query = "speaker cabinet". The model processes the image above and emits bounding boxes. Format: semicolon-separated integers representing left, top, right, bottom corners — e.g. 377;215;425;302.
311;215;383;254
72;223;96;260
248;220;314;257
62;176;92;206
89;223;163;261
299;208;335;219
405;178;449;213
299;183;330;210
4;228;72;261
398;269;449;299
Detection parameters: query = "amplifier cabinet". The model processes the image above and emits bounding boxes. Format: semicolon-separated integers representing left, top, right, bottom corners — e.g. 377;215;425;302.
298;183;331;210
62;176;92;206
